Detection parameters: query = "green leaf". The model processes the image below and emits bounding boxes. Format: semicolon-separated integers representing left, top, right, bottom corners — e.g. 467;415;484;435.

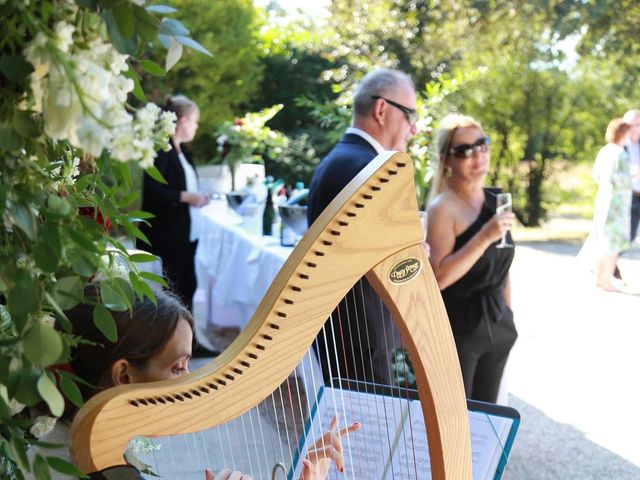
165;37;183;72
69;251;98;277
34;222;62;273
139;271;167;287
159;18;190;36
51;276;83;311
67;227;99;251
58;375;83;408
44;292;71;333
102;10;138;56
46;194;72;216
127;209;154;220
122;68;146;102
131;4;160;42
23;323;64;367
100;278;134;312
13;110;40;138
8;283;41;328
92;304;117;342
10;434;30;470
145;165;167;184
10;202;37;240
175;35;213;56
0;124;23;149
47;456;88;478
112;2;135;38
15;362;42;406
129;271;156;304
33;454;52;480
140;59;165;76
0;55;35;82
146;4;177;14
128;253;158;263
37;371;64;417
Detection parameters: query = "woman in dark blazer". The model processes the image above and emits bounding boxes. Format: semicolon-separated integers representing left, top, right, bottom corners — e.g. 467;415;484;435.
140;95;209;317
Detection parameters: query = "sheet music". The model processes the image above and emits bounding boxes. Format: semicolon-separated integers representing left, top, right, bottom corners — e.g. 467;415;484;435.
293;387;408;479
296;387;514;480
391;401;513;480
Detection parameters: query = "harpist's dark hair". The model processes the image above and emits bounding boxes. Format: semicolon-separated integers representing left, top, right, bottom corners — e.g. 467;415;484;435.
64;285;194;409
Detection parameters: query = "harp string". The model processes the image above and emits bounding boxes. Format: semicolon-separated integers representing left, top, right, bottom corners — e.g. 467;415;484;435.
135;289;441;478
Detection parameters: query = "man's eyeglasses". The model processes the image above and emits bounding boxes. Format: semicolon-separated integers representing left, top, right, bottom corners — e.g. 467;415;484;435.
371;95;418;126
449;136;490;159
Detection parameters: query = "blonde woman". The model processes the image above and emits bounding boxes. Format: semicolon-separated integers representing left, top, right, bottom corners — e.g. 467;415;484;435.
426;114;517;403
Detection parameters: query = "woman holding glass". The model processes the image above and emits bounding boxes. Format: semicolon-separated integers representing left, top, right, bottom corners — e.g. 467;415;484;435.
426;114;517;403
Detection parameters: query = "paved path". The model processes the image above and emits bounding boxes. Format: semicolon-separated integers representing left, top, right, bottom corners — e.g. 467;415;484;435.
506;242;640;478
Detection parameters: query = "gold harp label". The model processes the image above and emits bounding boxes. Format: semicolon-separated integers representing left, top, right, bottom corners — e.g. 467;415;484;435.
389;257;421;284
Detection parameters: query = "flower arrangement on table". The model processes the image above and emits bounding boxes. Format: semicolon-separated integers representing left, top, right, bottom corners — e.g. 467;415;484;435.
214;104;289;190
0;0;209;477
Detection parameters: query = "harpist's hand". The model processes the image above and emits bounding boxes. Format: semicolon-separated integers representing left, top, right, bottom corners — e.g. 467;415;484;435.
206;468;252;480
300;415;361;479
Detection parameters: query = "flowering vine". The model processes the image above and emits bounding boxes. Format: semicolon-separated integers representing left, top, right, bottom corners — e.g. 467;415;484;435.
0;1;209;478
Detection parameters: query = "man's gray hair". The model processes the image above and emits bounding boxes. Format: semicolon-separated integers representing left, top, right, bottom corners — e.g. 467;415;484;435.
623;109;640;123
353;69;414;117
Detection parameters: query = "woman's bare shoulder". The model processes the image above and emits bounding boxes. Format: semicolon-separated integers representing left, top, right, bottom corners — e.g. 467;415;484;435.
428;192;458;218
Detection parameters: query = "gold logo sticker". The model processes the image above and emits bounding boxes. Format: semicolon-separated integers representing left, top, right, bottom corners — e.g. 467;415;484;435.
389;258;421;284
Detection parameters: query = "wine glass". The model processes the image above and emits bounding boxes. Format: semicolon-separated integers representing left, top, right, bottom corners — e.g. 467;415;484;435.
495;193;513;249
418;211;428;242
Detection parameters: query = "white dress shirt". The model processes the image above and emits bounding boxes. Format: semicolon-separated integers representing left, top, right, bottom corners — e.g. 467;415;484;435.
346;126;386;154
177;151;200;241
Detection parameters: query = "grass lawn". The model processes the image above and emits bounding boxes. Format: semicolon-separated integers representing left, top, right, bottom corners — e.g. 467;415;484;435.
512;160;595;244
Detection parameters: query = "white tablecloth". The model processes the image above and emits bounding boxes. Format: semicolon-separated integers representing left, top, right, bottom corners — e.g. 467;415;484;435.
194;199;293;329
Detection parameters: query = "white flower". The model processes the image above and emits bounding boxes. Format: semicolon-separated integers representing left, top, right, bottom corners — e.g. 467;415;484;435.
129;436;161;455
24;32;50;79
30;416;57;439
217;134;228;145
110;127;136;162
109;75;134;104
9;399;25;416
158;111;176;137
77;119;108;157
53;21;75;53
40;314;56;327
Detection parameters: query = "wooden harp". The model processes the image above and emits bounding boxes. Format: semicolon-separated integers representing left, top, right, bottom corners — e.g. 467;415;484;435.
70;151;472;479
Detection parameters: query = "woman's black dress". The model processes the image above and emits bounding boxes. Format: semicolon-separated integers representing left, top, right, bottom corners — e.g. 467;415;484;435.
441;189;518;403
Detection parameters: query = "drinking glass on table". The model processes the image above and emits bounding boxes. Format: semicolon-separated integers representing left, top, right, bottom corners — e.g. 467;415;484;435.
495;193;513;249
418;211;428;242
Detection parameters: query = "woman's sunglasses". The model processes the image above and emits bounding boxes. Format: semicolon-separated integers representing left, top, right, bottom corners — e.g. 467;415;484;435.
449;136;490;159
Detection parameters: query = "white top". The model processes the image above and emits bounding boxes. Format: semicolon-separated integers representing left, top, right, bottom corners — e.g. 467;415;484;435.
626;140;640;192
346;126;386;154
177;151;200;241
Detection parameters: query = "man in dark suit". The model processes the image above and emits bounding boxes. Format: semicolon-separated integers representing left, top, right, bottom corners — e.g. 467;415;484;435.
307;69;418;385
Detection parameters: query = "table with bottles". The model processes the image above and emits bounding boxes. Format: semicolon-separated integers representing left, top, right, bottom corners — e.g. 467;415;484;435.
193;197;295;331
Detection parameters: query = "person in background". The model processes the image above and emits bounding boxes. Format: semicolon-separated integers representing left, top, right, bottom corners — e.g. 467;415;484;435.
139;95;213;356
426;114;517;403
306;68;420;385
582;118;632;292
622;109;640;243
28;287;358;480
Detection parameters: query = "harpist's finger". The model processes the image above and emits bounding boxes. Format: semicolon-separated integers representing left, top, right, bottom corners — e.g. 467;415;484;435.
215;469;231;480
329;414;339;431
307;443;343;470
337;421;360;438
